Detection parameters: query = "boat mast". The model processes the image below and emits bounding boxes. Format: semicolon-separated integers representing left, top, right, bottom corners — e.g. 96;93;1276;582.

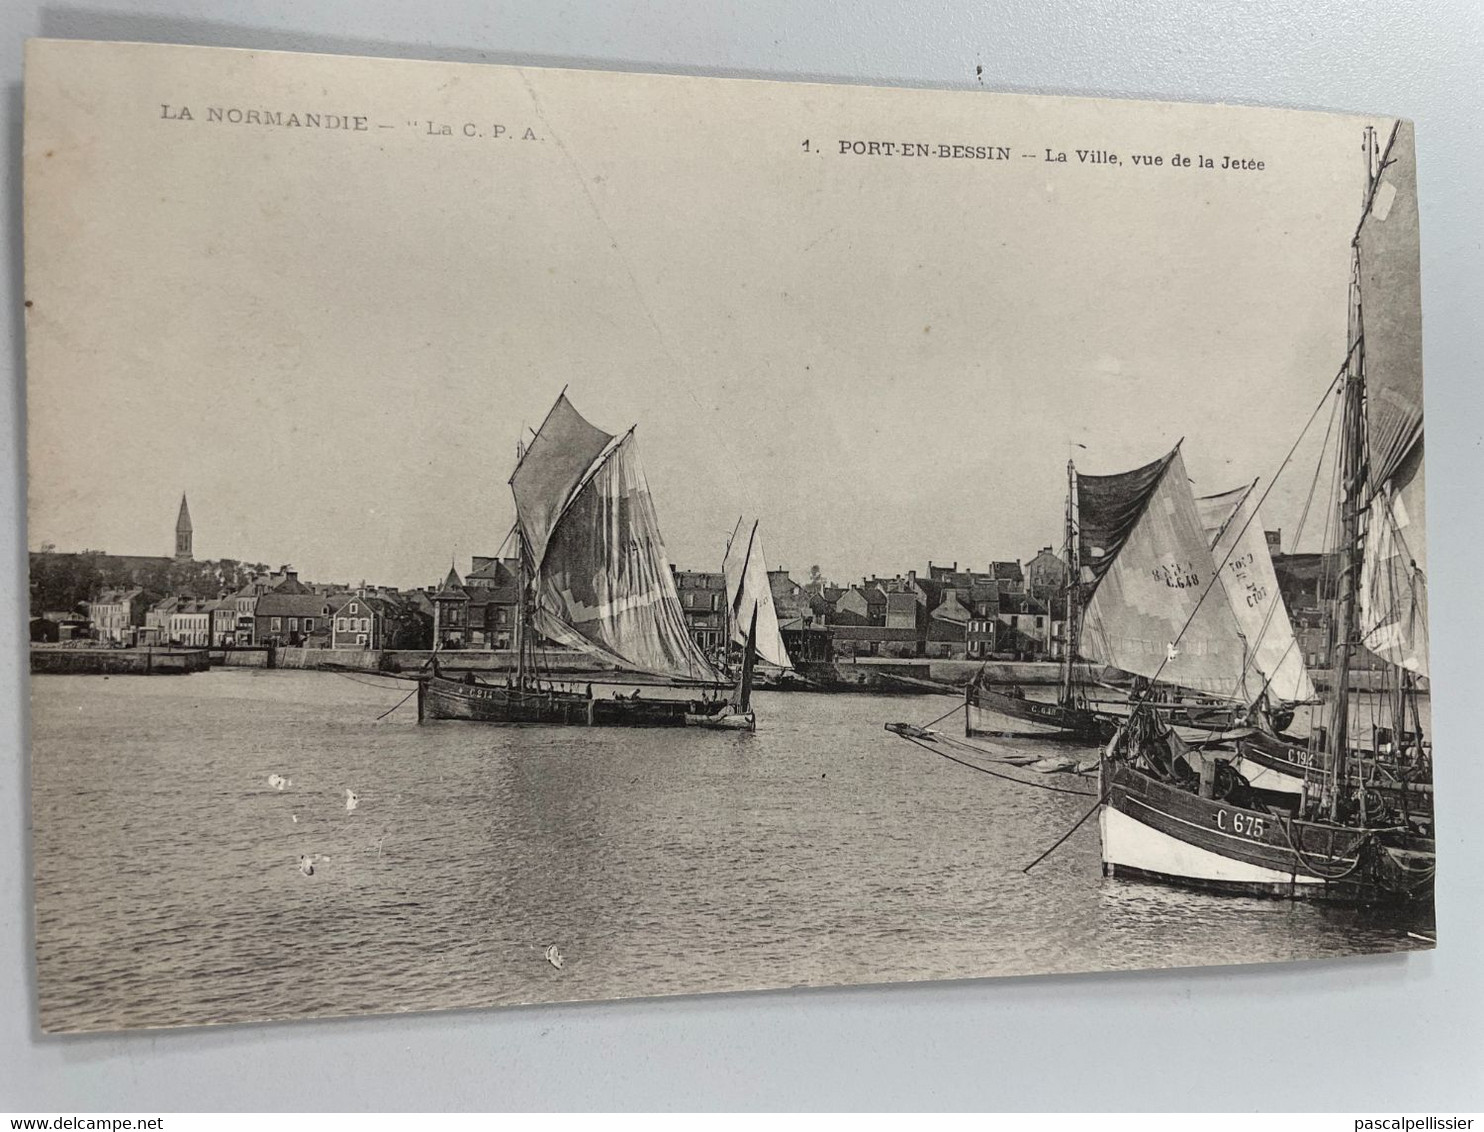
513;437;529;692
1059;459;1080;707
1327;125;1377;822
515;528;528;690
732;605;759;714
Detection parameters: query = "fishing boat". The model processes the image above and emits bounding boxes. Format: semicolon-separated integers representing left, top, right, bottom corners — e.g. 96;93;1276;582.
1099;122;1434;903
722;517;794;675
1081;473;1316;752
967;461;1105;740
418;393;757;730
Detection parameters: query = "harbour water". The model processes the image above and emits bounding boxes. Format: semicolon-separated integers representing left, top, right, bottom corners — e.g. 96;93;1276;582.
29;670;1432;1032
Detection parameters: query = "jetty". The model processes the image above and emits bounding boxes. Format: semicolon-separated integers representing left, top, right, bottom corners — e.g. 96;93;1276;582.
30;646;211;676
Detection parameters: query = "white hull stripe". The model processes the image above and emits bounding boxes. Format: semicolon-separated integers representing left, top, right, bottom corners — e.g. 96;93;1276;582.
1102;804;1329;887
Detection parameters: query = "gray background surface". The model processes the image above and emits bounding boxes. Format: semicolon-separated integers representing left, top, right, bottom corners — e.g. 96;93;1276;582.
2;0;1481;1112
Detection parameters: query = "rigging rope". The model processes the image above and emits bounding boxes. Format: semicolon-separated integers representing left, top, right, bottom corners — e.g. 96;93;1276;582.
1271;816;1370;882
892;730;1097;798
1144;365;1348;695
1022;785;1109;873
922;699;967;730
375;684;420;721
331;670;418;690
1227;387;1344;700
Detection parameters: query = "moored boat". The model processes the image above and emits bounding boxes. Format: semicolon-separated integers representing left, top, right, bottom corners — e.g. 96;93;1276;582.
418;392;757;731
966;681;1103;739
1100;752;1433;903
1099;121;1434;906
418;672;752;728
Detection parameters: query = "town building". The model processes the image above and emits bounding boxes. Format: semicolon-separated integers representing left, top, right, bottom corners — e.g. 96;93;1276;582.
673;568;727;656
997;593;1052;658
989;560;1026;594
834;583;888;625
807;585;844;624
463;557;521;649
884;591;921;632
223;585;259;645
254;591;333;647
1269;548;1348;670
828;624;922;658
167;599;212;646
330;592;389;649
35;609;90;642
431;566;471;649
88;588;151;644
780;624;833;664
768;569;814;631
967;615;997;658
1025;546;1068;601
143;595;182;644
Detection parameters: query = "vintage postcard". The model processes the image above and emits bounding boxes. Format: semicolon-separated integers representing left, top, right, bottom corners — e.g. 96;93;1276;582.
23;39;1433;1032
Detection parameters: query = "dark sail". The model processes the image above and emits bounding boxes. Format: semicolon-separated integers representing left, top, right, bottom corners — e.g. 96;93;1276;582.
511;394;615;571
1076;450;1176;590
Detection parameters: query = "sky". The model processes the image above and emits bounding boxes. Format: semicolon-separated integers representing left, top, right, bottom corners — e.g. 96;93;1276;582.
26;42;1392;589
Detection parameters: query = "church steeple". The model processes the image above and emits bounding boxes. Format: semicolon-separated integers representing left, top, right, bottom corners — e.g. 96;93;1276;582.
174;493;193;561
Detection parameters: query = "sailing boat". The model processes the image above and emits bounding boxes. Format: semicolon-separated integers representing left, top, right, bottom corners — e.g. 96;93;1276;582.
966;460;1103;739
1193;481;1328;803
1073;455;1329;746
722;517;794;676
1098;122;1435;902
418;393;758;730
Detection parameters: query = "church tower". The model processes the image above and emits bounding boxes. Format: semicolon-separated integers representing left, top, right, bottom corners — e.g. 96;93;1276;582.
174;493;193;561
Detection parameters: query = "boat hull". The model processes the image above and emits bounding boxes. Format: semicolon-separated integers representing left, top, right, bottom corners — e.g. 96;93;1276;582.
1100;760;1433;904
1233;732;1434;821
966;686;1103;740
1089;699;1252;745
1232;731;1324;805
418;675;754;730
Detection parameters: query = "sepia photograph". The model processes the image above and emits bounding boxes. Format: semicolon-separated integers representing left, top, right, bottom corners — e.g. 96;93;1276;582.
23;38;1434;1035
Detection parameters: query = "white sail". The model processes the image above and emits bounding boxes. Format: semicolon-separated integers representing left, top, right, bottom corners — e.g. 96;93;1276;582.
1079;447;1251;698
1197;484;1316;703
722;518;793;669
1359;444;1428;677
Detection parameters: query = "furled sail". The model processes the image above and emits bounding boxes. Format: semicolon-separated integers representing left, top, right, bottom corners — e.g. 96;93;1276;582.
1078;447;1252;698
722;518;793;669
1359;441;1429;676
1356;120;1424;492
1197;484;1316;703
532;429;724;683
511;393;615;571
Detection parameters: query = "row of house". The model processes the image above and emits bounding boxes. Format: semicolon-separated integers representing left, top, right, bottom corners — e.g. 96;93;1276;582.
660;535;1371;671
75;565;435;651
667;554;1075;663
